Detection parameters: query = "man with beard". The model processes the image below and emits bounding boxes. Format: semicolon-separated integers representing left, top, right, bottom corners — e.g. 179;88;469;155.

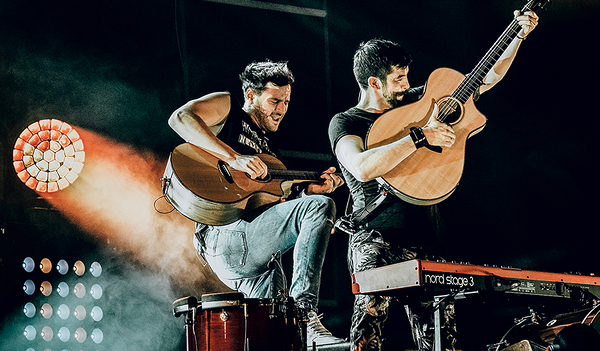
169;60;346;347
328;10;538;351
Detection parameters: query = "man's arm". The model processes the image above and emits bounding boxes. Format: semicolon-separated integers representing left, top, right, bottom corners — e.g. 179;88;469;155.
334;107;455;183
168;92;268;179
168;92;236;161
335;134;415;183
480;10;539;93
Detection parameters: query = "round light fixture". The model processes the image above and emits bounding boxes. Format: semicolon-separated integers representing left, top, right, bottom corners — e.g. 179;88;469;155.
13;119;84;192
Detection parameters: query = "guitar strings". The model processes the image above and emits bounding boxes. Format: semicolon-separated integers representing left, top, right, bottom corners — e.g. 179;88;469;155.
268;169;331;180
437;11;527;124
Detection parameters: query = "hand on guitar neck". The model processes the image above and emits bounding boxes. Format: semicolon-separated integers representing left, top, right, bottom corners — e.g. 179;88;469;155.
223;153;344;195
305;166;344;195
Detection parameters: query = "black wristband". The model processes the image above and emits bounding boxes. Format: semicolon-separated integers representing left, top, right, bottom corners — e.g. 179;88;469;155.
409;127;428;149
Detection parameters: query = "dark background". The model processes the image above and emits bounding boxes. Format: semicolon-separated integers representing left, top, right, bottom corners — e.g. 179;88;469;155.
1;0;599;350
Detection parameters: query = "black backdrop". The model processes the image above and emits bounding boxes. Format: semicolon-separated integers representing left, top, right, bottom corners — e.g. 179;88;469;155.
1;1;599;350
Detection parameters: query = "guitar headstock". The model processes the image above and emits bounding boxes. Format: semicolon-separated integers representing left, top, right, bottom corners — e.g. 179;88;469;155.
523;0;551;13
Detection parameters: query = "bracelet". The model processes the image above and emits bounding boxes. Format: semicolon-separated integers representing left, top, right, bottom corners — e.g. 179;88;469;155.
516;34;526;40
409;127;428;149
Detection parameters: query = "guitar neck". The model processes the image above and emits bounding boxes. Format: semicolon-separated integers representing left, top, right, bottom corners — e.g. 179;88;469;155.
269;170;341;182
451;0;547;106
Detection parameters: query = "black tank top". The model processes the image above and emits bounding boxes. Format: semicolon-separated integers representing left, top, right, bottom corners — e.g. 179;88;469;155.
217;97;279;158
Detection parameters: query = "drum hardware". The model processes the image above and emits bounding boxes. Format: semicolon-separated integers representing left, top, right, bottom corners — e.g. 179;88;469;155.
486;304;600;351
243;303;249;351
487;308;542;351
269;303;277;319
172;296;200;351
496;340;545;351
431;290;479;351
268;250;288;295
220;311;229;322
537;304;600;344
267;249;293;324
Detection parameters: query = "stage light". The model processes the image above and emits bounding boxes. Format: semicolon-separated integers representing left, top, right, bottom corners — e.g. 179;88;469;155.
91;306;103;321
24;325;36;341
73;305;86;321
23;257;35;272
90;261;102;277
57;304;70;320
23;280;35;295
56;259;69;275
73;260;85;276
13;119;85;192
39;258;52;273
17;260;108;349
40;281;52;296
57;326;70;342
23;302;36;318
40;325;53;341
40;303;53;319
57;281;69;297
74;327;87;343
91;328;104;343
90;283;103;299
73;282;86;298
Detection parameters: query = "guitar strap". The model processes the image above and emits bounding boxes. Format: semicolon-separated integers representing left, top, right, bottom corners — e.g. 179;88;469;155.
334;184;390;234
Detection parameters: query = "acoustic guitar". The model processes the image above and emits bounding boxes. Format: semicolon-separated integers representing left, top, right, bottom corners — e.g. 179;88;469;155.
366;0;549;206
162;143;337;225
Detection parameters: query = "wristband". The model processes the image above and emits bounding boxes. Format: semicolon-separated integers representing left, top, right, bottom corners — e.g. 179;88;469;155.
409;127;428;149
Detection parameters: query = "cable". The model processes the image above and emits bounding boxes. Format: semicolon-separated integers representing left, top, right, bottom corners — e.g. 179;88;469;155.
153;195;175;214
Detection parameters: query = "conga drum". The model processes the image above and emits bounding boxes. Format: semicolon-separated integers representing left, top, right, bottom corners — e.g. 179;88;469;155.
537;305;600;344
502;305;600;349
186;292;304;351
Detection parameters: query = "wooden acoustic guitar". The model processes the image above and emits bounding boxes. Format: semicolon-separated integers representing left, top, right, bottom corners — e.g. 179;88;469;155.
366;0;549;206
162;143;337;225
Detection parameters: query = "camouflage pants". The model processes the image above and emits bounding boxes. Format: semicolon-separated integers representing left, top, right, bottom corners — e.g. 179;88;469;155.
347;229;457;351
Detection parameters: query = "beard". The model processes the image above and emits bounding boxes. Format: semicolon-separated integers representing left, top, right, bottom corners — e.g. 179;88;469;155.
382;86;406;109
253;103;281;133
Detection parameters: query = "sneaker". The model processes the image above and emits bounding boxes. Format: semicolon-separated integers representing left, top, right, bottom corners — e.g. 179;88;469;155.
306;311;346;347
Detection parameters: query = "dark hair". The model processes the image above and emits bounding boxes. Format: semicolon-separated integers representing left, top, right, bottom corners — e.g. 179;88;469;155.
353;38;413;89
239;60;295;97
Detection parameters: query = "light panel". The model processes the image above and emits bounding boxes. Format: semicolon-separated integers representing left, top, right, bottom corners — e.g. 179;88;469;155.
13;119;85;192
56;259;69;275
22;257;35;273
19;257;105;348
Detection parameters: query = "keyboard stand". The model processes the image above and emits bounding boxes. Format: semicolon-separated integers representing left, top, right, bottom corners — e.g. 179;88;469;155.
433;291;479;351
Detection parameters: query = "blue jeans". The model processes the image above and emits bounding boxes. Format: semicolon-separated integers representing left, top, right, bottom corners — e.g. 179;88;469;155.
194;195;336;310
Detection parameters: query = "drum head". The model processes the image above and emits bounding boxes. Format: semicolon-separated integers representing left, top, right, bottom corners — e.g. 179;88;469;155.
201;292;245;309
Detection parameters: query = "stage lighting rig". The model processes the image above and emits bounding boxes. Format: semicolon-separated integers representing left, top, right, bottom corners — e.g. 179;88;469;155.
13;119;85;192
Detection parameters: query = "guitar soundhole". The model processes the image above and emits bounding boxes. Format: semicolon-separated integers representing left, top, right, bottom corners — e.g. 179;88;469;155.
217;160;234;183
438;97;463;125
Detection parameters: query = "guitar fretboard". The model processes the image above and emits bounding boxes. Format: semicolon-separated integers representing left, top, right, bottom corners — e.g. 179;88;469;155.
268;170;341;181
439;0;547;122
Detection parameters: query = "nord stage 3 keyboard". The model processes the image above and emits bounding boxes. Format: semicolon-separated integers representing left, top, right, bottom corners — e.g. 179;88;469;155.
352;259;600;300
